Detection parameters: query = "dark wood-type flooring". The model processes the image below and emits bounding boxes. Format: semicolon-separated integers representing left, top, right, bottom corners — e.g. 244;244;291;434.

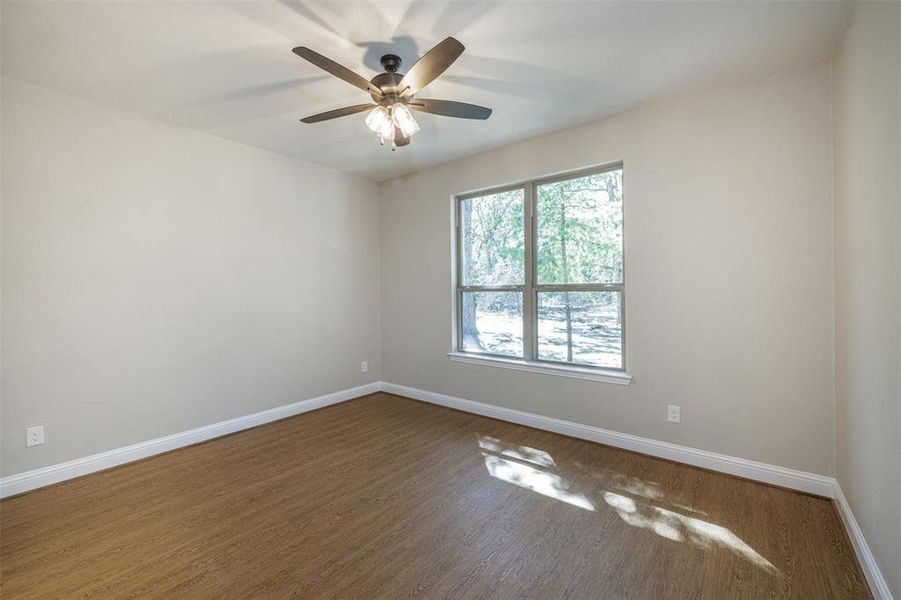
0;392;869;598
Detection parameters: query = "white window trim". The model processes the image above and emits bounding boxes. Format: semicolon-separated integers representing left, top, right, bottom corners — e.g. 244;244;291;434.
452;162;628;380
447;352;632;385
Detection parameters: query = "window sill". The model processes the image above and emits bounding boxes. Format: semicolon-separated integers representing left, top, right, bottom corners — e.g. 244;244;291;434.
447;352;632;385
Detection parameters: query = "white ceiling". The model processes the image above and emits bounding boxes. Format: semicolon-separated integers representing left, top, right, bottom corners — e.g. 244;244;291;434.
2;1;851;181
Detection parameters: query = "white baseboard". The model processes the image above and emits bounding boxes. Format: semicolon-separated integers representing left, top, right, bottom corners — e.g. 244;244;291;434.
833;483;894;599
379;382;837;498
0;382;381;499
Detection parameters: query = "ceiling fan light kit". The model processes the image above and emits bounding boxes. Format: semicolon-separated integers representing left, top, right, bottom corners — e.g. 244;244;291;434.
293;38;492;151
364;102;420;149
365;105;395;145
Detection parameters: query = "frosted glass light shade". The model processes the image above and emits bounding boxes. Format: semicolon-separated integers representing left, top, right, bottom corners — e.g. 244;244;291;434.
391;103;420;138
365;106;394;141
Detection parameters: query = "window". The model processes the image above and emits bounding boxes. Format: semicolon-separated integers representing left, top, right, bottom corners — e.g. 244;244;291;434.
454;164;625;373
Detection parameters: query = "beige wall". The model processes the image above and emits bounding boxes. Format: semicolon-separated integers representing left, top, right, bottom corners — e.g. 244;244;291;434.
833;2;900;595
379;62;836;475
1;77;381;476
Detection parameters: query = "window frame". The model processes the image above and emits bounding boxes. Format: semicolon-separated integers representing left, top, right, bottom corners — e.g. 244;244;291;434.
453;162;626;375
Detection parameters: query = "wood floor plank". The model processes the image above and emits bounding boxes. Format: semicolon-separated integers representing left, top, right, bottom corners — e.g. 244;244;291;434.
0;392;870;599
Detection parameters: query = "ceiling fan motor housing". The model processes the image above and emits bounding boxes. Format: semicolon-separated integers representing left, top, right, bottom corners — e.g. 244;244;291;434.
370;69;405;103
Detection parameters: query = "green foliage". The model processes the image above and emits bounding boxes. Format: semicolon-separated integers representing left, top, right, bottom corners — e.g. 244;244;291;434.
535;171;623;286
461;170;623;291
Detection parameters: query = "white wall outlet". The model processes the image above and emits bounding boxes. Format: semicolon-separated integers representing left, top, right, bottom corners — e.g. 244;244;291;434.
361;361;368;373
26;425;45;447
667;405;681;423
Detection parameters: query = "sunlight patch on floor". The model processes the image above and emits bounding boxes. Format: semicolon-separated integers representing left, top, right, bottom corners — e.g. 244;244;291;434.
603;491;779;574
482;454;596;511
479;435;594;511
477;435;776;574
478;435;556;468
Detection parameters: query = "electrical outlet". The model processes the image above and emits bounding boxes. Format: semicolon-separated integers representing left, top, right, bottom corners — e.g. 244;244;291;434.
26;425;45;447
667;405;681;423
361;361;368;373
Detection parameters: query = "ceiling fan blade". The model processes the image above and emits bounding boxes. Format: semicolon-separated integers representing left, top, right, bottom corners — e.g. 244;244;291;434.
408;99;492;120
300;103;376;124
394;127;410;147
292;46;382;97
398;37;465;96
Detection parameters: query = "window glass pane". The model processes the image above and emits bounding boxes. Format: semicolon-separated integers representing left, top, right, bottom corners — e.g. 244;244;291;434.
460;189;524;286
536;169;623;284
537;291;622;368
461;291;523;357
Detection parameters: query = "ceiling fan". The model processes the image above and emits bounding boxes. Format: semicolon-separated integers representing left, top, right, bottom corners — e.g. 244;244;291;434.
292;37;492;150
